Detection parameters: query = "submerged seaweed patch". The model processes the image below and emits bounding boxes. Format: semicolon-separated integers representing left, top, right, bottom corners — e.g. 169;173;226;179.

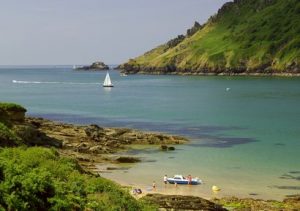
279;173;300;181
188;135;257;148
272;186;300;190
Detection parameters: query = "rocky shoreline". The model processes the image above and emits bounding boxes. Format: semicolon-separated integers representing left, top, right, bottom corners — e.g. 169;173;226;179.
22;117;187;171
119;65;300;77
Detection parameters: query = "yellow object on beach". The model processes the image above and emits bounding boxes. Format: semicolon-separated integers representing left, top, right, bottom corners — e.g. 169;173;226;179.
212;185;221;192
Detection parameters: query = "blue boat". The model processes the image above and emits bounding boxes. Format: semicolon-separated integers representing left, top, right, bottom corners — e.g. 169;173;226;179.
167;175;202;185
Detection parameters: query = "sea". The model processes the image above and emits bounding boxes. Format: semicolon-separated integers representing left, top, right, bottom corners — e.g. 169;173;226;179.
0;66;299;200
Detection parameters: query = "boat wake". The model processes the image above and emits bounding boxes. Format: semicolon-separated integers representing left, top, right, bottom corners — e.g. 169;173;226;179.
12;80;100;85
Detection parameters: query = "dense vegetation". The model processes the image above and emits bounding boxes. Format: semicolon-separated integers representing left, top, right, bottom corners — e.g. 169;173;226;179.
0;102;155;210
0;103;25;146
121;0;300;74
0;103;26;112
0;147;154;210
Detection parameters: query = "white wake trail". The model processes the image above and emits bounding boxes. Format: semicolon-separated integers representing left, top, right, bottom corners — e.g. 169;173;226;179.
12;80;100;85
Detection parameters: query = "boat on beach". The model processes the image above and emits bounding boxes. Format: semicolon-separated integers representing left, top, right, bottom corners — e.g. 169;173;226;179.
167;175;202;185
103;72;114;87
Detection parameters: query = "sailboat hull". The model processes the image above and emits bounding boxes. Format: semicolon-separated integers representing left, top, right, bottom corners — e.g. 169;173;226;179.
103;85;114;87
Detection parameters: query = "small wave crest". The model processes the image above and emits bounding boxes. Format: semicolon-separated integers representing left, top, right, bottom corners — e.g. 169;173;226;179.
12;80;100;85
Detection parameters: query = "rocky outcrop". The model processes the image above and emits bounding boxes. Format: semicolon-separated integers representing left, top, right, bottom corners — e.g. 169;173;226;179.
0;103;26;123
76;61;109;70
116;157;141;163
142;194;227;211
0;103;61;147
24;117;187;167
142;194;300;211
186;21;202;37
213;195;300;211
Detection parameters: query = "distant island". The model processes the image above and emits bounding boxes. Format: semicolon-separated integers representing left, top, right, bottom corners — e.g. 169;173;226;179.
75;61;109;70
119;0;300;75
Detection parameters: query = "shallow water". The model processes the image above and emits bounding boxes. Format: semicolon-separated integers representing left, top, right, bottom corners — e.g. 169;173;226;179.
1;66;299;200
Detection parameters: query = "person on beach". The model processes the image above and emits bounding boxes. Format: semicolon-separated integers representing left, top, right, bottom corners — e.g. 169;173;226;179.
163;175;168;185
152;181;156;191
187;174;192;185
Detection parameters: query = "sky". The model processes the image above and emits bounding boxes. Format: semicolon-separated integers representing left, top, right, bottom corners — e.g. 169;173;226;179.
0;0;229;65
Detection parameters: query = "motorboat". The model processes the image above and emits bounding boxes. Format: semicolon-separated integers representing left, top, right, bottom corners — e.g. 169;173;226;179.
167;175;202;185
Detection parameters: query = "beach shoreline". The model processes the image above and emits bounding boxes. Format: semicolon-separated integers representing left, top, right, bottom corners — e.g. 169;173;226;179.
23;116;299;203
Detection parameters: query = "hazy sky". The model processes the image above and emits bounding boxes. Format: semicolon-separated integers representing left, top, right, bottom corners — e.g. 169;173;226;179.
0;0;229;65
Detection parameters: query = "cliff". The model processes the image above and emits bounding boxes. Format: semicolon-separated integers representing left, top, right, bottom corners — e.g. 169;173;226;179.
120;0;300;75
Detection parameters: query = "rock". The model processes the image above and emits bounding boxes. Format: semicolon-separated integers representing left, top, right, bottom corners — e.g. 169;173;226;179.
13;124;62;148
161;145;175;151
76;61;109;70
161;145;168;150
116;156;141;163
142;194;227;211
84;124;105;141
283;194;300;203
89;145;104;154
0;103;26;123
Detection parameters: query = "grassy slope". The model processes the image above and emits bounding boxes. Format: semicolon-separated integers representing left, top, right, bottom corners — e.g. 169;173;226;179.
123;0;300;73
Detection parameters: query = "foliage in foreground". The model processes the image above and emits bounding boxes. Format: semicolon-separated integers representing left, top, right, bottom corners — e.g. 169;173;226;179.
0;147;155;210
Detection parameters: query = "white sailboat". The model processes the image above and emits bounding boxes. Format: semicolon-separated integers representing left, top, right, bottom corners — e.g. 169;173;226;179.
103;72;114;87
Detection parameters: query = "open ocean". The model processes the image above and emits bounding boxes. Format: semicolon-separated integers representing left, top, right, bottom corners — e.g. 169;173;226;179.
1;66;299;200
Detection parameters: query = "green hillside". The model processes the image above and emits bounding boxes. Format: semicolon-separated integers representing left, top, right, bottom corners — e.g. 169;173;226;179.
120;0;300;75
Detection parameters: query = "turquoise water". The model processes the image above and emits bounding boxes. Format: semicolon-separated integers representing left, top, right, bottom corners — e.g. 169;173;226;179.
1;67;299;199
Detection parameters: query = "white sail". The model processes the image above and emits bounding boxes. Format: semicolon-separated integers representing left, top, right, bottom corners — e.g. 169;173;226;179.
103;72;113;87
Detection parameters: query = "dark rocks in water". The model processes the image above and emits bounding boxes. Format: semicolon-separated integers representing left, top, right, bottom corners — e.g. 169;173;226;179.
76;61;109;70
272;185;300;190
142;194;227;211
168;146;175;151
161;145;175;151
279;173;300;181
161;145;168;150
115;156;141;163
106;167;130;170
